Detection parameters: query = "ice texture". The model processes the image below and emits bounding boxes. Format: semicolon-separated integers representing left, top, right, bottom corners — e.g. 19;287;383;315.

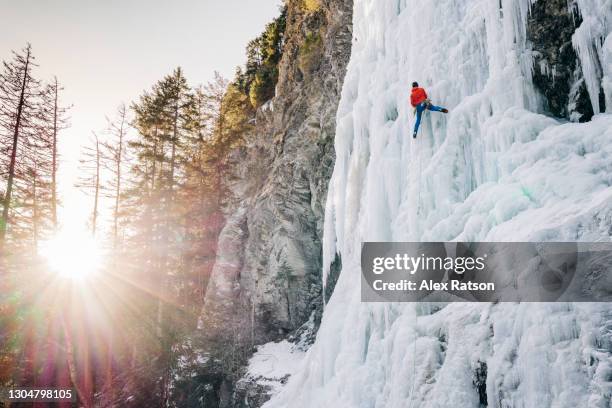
266;0;612;407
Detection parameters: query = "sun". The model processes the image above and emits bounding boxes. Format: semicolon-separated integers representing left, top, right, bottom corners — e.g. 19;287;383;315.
39;229;104;280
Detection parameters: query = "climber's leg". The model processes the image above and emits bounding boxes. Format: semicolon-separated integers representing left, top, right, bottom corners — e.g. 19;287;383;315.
427;104;448;113
413;103;426;138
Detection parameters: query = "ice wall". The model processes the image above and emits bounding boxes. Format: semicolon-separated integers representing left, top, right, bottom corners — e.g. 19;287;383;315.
573;0;612;114
267;0;612;407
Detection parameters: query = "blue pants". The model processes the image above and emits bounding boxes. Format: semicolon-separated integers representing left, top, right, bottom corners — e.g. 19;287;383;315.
414;102;446;135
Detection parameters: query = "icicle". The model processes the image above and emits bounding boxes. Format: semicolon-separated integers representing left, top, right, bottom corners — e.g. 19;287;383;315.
572;0;612;114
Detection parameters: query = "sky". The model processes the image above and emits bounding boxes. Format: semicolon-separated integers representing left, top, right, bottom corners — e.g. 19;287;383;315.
0;0;282;235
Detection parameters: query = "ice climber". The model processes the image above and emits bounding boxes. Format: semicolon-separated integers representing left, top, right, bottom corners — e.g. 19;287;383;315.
410;82;448;138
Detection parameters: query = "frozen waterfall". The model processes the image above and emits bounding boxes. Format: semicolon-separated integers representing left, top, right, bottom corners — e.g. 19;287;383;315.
265;0;612;407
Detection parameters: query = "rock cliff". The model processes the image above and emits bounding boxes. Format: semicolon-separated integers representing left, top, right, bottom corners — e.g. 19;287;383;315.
528;0;607;121
193;1;353;406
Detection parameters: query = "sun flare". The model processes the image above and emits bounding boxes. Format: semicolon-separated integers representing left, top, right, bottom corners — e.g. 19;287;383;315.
40;230;104;279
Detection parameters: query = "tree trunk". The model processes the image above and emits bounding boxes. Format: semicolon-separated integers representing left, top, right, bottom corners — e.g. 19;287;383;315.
51;77;59;231
61;315;91;408
1;46;31;244
32;166;39;249
113;109;125;248
92;133;100;236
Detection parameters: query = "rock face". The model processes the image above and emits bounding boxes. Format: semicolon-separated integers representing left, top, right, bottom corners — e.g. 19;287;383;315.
195;1;353;406
527;0;605;122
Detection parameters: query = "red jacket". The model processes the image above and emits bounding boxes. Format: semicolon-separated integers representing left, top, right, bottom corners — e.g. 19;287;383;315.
410;87;428;107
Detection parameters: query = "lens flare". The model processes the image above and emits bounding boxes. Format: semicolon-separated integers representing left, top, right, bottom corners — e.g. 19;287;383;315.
40;230;103;280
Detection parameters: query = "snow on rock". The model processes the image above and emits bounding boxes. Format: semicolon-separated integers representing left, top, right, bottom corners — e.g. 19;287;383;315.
266;0;612;407
244;340;306;395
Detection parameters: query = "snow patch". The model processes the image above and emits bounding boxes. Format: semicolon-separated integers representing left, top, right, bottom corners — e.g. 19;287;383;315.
245;340;306;395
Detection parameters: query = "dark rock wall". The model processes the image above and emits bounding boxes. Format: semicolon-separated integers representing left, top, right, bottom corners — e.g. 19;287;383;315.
527;0;606;122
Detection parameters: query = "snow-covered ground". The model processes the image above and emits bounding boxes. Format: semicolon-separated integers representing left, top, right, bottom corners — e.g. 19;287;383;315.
264;0;612;407
244;340;306;395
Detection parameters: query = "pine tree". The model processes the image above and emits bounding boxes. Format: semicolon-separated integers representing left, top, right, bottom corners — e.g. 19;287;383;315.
235;8;286;107
14;134;53;249
0;44;42;245
124;68;223;402
39;76;70;231
76;132;103;236
101;104;128;248
180;73;228;307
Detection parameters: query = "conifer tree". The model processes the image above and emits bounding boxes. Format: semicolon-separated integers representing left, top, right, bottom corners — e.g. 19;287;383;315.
76;132;103;236
39;76;70;231
101;104;128;248
0;44;42;244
